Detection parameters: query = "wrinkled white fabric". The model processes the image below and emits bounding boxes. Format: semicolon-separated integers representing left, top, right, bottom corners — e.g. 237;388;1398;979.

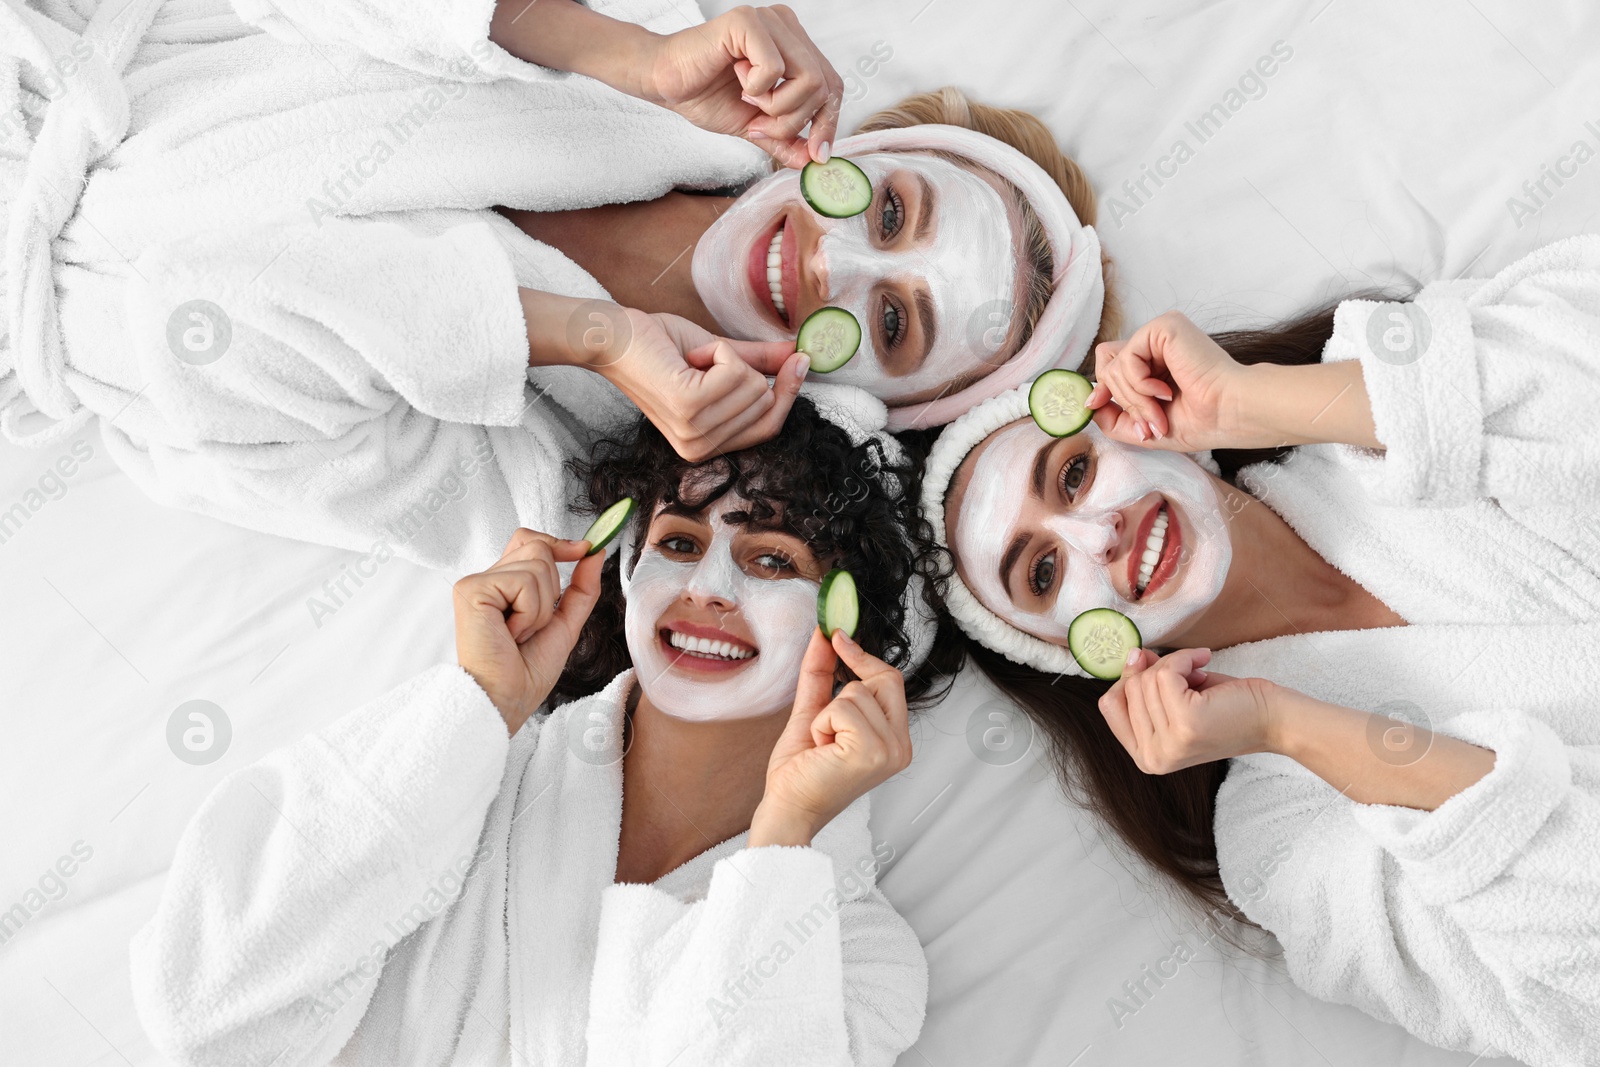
130;666;928;1067
0;0;768;572
1211;235;1600;1067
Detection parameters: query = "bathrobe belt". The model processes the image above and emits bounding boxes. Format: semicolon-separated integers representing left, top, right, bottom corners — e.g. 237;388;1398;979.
0;0;162;446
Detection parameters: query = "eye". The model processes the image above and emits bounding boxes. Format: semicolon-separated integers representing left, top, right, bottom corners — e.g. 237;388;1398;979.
657;534;700;557
880;295;906;349
749;550;796;578
878;187;904;239
1059;452;1091;500
1027;549;1057;597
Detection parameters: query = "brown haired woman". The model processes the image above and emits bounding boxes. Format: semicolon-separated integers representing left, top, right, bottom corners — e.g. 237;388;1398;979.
918;238;1600;1066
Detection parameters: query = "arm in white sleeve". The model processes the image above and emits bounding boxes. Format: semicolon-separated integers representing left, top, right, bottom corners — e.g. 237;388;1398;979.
130;665;512;1067
1216;708;1600;1067
1324;234;1600;509
585;847;927;1066
229;0;570;82
106;215;578;572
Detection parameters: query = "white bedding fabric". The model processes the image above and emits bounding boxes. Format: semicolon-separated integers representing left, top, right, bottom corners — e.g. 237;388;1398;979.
6;0;1599;1064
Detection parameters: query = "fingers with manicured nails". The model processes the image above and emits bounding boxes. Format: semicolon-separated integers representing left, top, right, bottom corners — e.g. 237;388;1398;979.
1152;647;1211;708
831;630;908;731
716;338;801;375
791;627;839;720
731;11;785;96
766;3;841;160
540;550;606;648
836;679;894;750
719;352;804;451
1098;686;1135;755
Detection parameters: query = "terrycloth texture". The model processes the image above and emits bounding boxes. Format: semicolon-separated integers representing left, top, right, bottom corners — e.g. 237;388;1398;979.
130;666;927;1066
1;0;770;572
1209;235;1600;1067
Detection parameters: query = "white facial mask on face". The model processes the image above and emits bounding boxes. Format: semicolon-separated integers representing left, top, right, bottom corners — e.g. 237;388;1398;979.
691;152;1018;403
953;420;1231;646
623;497;820;722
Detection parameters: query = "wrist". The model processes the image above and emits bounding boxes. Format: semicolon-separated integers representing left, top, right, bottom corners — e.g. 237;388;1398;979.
1228;362;1298;450
519;289;627;372
748;801;820;848
1259;684;1349;763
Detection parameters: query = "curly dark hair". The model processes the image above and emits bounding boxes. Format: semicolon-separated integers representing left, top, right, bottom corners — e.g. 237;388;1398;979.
550;397;963;708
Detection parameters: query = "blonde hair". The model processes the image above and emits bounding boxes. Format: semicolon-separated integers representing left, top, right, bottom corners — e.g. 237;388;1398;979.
856;87;1123;358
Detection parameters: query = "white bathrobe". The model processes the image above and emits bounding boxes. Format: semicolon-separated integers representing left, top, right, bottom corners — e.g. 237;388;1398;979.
1;0;770;573
129;666;928;1066
1207;235;1600;1067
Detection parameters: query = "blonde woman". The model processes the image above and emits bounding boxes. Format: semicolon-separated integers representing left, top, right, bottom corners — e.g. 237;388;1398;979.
3;0;1115;573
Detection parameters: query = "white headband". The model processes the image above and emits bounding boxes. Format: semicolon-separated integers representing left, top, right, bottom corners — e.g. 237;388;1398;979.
829;125;1106;431
919;386;1081;674
617;384;937;672
920;384;1219;677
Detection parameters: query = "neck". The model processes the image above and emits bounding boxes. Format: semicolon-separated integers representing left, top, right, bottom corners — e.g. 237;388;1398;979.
1169;481;1405;649
615;680;786;885
498;193;734;332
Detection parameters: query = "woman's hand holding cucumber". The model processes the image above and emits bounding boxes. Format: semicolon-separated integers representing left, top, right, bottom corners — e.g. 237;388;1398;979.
492;1;841;169
598;308;810;462
1097;646;1280;773
454;529;606;735
1101;646;1496;810
749;628;913;848
522;290;808;462
635;5;844;168
1087;310;1382;452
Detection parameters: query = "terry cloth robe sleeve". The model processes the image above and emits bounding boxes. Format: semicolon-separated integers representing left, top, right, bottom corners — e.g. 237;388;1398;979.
229;0;576;82
1215;707;1600;1067
129;664;512;1067
585;802;927;1067
1322;233;1600;510
101;213;564;572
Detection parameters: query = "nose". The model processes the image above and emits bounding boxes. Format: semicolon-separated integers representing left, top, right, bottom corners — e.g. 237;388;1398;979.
813;230;879;305
683;554;740;611
1050;510;1122;566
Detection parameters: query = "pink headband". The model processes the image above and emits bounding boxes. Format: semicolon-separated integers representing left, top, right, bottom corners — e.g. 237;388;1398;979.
831;125;1105;430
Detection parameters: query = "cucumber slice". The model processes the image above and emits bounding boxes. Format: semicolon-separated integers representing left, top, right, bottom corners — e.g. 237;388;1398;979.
800;157;872;218
1067;608;1141;680
581;497;635;556
817;568;859;639
1029;369;1095;437
796;306;861;373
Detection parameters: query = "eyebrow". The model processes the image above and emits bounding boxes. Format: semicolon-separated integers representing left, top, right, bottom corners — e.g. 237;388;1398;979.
1030;438;1055;498
999;532;1028;599
913;289;937;366
656;500;710;521
914;171;936;242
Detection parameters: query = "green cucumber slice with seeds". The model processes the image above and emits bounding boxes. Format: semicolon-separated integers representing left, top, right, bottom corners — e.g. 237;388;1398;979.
817;568;860;639
796;306;861;373
1067;608;1141;680
800;157;872;218
581;497;635;556
1029;369;1095;437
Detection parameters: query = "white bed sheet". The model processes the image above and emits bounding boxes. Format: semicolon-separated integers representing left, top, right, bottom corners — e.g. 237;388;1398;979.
6;0;1597;1063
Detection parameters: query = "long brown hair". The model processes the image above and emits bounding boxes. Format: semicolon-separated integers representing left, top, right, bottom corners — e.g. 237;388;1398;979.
927;291;1406;926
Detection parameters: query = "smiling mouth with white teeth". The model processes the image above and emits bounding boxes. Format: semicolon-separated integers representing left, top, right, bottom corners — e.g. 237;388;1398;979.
1134;503;1171;599
764;226;788;324
663;629;756;662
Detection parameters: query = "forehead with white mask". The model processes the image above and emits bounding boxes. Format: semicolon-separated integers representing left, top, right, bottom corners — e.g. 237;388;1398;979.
948;419;1232;647
623;493;821;722
691;151;1023;405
